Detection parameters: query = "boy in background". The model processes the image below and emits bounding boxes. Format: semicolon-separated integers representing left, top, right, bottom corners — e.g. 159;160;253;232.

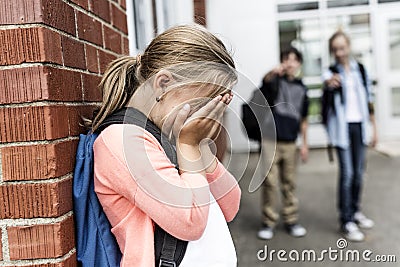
258;47;309;240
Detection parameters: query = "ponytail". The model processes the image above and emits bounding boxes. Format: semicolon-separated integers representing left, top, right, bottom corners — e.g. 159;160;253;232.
89;56;140;132
85;25;237;132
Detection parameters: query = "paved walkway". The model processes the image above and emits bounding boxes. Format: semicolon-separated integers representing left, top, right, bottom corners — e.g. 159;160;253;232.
376;141;400;157
226;149;400;267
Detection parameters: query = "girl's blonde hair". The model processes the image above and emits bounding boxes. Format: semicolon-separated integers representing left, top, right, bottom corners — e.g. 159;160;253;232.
329;30;351;53
89;24;237;132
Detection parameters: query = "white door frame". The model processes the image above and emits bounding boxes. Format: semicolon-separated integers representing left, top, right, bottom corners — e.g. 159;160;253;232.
372;4;400;141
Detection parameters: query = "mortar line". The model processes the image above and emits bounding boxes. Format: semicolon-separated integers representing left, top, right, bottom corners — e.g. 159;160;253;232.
1;226;10;262
0;136;80;149
0;211;74;228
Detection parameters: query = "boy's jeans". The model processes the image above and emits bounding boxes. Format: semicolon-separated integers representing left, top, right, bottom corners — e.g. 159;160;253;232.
336;123;366;225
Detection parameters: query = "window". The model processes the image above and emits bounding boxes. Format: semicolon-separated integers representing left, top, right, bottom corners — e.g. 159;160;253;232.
327;0;369;8
132;0;150;52
279;19;322;77
378;0;400;3
389;19;400;70
276;3;376;124
279;18;323;123
278;2;318;13
392;87;400;116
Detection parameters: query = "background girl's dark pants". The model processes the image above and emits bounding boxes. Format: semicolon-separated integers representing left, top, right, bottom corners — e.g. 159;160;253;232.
336;123;366;225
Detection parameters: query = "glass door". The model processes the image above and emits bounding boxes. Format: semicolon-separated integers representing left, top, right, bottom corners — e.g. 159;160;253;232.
277;5;374;147
373;8;400;140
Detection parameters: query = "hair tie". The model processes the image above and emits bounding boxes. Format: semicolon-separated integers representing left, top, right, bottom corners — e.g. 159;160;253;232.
136;54;142;65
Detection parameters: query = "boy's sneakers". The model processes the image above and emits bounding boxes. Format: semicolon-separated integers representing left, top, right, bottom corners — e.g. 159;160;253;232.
342;222;365;242
285;223;307;238
257;224;274;240
354;212;374;229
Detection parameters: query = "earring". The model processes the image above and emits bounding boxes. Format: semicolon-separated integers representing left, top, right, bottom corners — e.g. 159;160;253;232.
156;96;162;102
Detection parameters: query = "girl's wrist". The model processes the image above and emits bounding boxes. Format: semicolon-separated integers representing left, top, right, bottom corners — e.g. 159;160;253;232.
177;143;205;174
199;142;218;173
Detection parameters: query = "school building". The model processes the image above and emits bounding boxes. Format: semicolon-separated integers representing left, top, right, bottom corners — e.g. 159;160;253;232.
124;0;400;152
0;0;399;266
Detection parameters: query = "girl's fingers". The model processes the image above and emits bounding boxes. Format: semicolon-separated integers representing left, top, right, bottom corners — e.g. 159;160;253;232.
225;94;233;105
172;104;191;137
183;94;229;135
162;110;178;139
207;100;226;123
190;95;221;119
221;93;230;103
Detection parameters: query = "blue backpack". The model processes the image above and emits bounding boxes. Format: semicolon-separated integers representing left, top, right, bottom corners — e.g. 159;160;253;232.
73;107;187;267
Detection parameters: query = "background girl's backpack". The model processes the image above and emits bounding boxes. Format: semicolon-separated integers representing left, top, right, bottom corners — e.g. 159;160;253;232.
73;107;187;267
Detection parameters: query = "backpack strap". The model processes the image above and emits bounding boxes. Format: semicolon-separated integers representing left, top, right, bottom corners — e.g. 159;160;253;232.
328;64;344;104
98;108;187;266
357;62;367;90
97;108;178;166
159;232;178;267
357;62;375;115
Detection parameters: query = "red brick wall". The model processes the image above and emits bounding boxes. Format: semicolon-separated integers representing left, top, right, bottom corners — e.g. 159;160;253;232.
0;0;128;265
194;0;206;26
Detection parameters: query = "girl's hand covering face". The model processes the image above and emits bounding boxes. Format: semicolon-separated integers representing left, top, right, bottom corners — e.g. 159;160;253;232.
162;93;232;145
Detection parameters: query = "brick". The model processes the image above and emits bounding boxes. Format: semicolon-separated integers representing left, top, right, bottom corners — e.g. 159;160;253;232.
89;0;111;23
122;36;129;55
111;3;128;34
0;27;62;66
62;36;86;69
85;44;99;73
194;0;206;26
8;215;75;260
0;105;96;143
1;140;78;181
0;177;73;219
0;0;76;35
0;66;46;104
44;67;83;101
76;11;103;46
0;106;65;143
120;0;126;10
38;27;63;64
82;73;102;101
0;66;82;104
67;105;98;136
0;0;43;24
98;49;117;74
41;0;76;35
70;0;89;10
103;25;122;54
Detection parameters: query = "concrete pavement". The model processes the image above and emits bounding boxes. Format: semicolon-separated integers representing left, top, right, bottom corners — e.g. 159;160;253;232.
225;149;400;267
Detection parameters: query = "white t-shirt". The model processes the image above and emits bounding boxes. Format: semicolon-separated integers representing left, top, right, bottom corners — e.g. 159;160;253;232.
179;195;237;267
345;72;363;123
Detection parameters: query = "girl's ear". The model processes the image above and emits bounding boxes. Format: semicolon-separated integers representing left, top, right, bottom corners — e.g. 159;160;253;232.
153;70;174;93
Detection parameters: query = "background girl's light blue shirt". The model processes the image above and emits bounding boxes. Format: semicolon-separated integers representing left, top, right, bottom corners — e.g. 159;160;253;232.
322;59;372;149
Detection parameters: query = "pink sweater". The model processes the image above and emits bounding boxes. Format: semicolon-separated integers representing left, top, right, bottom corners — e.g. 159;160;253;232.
93;124;241;267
